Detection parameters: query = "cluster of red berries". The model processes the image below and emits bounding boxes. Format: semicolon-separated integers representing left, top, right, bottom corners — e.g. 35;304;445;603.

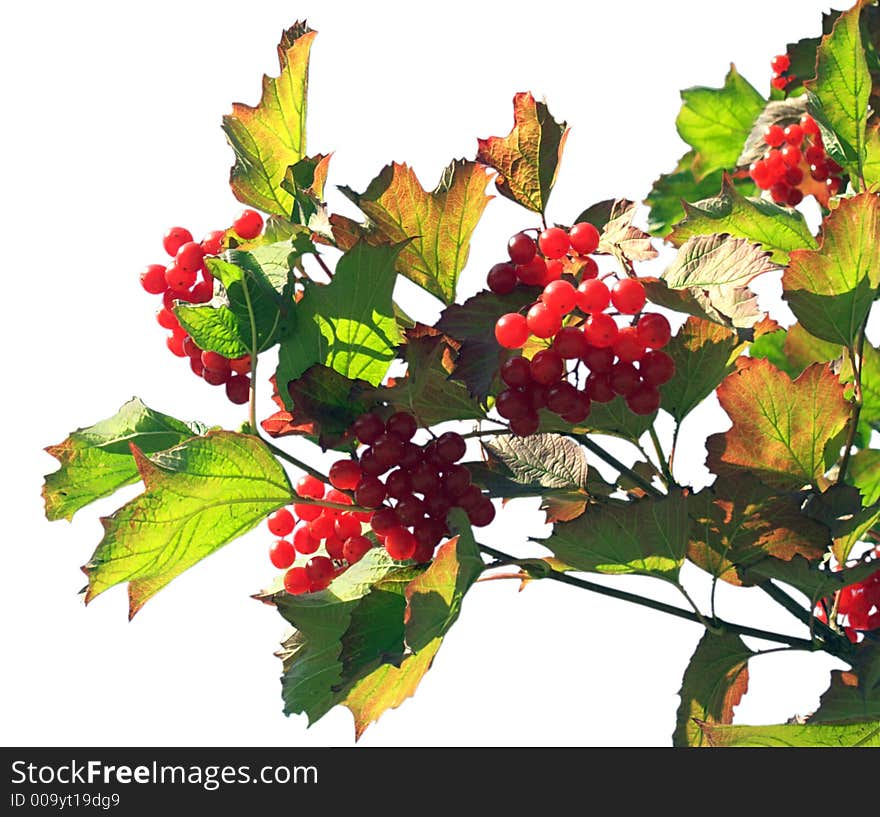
815;556;880;643
748;113;843;207
267;410;494;595
138;209;266;404
770;53;793;92
490;227;674;435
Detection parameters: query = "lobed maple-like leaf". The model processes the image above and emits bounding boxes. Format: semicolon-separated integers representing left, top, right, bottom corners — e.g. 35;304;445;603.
674;632;752;747
811;646;880;724
706;358;849;490
337;160;492;304
476;92;569;215
222;23;316;216
84;432;292;617
597;199;658;263
782;193;880;347
643;276;763;330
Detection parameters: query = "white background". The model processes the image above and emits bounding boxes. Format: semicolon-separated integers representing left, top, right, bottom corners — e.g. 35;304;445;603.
2;0;848;747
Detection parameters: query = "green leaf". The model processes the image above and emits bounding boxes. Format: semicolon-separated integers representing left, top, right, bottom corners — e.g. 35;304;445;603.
783;322;844;376
539;491;692;582
805;4;871;178
404;513;484;652
435;287;540;401
377;325;484;427
663;233;779;290
281;153;331;224
668;175;818;264
674;632;752;747
812;646;880;724
42;398;202;522
782;194;880;347
854;342;880;434
338;160;492;304
597;199;658;263
697;720;880;747
863;124;880;187
579;397;658;443
663;317;741;424
221;23;315;216
483;433;588;492
476;91;569;214
276;241;404;400
748;329;801;379
706;359;850;489
676;65;765;179
573;199;616;232
84;431;291;616
849;449;880;506
743;552;880;600
643;276;763;330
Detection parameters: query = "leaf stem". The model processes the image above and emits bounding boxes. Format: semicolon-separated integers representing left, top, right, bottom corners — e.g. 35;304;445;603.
261;436;331;485
838;322;867;485
648;425;675;487
239;267;261;432
314;253;334;280
570;433;664;498
477;544;816;650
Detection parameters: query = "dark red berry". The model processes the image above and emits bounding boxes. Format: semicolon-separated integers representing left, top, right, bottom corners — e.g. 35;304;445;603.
640;350;676;386
609;362;642;396
386;411;418;442
202;367;229;386
436;432;466;464
613;326;646;363
409;464;442;496
329;459;362;491
343;535;372;564
396;494;427;526
560;390;591;424
586;372;615;403
546;381;579;415
487;262;518;295
385;468;412;499
305;556;335;590
584;313;618;348
516;255;548;286
468;499;496;527
372;433;405;469
509;412;540;437
496;388;531;420
371;507;401;536
508;232;537;265
225;373;250;405
553;327;587;360
636;313;671;349
442;464;472;498
353;412;386;445
626;383;661;415
355;477;386;509
501;356;531;387
529;349;564;385
581;345;615;373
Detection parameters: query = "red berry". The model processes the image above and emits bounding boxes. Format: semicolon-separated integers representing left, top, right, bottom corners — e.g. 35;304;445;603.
509;413;540;437
569;222;600;255
546;381;579;415
553;327;588;360
436;431;466;463
293;502;322;522
640;351;676;386
526;382;549;411
609;362;642;396
763;125;785;148
163;226;193;257
385;468;412;499
355;476;386;509
324;533;346;560
229;355;251;374
385;527;417;560
189;356;205;377
352;412;386;445
164;262;196;292
201;351;230;374
409;463;442;495
329;459;362;491
584;313;619;348
529;349;564;385
495;388;531;420
800;114;820;136
203;367;230;386
225;374;250;405
442;464;472;498
283;566;310;595
810;162;829;182
771;54;790;74
267;508;295;537
750;159;772;190
826;177;842;196
166;332;187;357
293;523;320;555
305;556;335;590
334;512;362;541
783;124;804;146
786;187;804;207
326;489;352;508
579;257;600;280
295;474;325;499
396;494;428;525
176;241;205;275
140;264;168;294
424;491;452;518
501;356;531;387
414;517;446;549
467;499;496;527
780;145;802;168
586;372;615;403
495;313;529;349
526;302;562;339
560;390;591;424
542;280;577;315
577;279;611;313
487;262;518;295
613;326;646;363
771;76;790;92
200;230;226;255
784;166;804;186
611;278;646;314
270;539;296;570
309;513;336;541
157;307;179;331
770;182;791;204
804;143;824;165
343;535;372;563
538;227;570;260
544;259;564;282
626;383;661;415
508;232;537;265
371;507;401;536
232;209;264;240
581;344;615;373
636;313;671;349
516;255;548;286
386;411;418;442
372;433;405;469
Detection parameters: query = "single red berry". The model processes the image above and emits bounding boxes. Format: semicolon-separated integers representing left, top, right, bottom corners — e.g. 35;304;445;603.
495;388;531;420
626;383;661;415
509;413;540;437
309;513;337;541
384;527;417;560
527;302;562;339
164;262;196;292
456;484;484;512
386;411;418;442
780;145;802;168
609;362;642;396
786;187;804;207
166;332;187;357
414;517;446;548
305;556;335;590
538;227;571;259
225;374;250;405
270;539;296;570
189;356;205;377
371;507;401;536
409;463;442;496
232;209;264;240
526;381;549;411
636;313;671;349
436;431;466;463
529;349;564;385
800;113;820;136
560;390;591;424
810;162;829;182
468;499;496;527
352;412;386;445
501;356;531;387
542;280;577;316
442;464;472;498
763;124;785;148
771;76;790;92
770;182;791;204
355;476;386;509
581;344;615;373
613;326;646;363
175;241;205;275
329;459;362;491
508;232;537;265
293;523;319;555
183;336;201;359
334;512;362;541
750;159;772;190
295;474;325;499
201;351;230;374
495;313;529;349
546;381;579;415
157;307;179;331
611;278;646;314
826;176;842;196
283;566;310;595
203;367;230;386
372;433;405;469
326;488;352;508
569;222;600;255
805;144;825;165
200;229;226;255
577;279;611;313
424;491;452;519
399;442;422;470
267;508;295;537
324;533;346;561
385;468;412;499
544;259;564;282
163;226;193;257
771;54;790;74
783;123;804;146
764;149;786;178
293;502;322;522
343;535;372;564
140;264;168;294
579;257;600;280
640;350;676;386
586;372;615;403
487;262;518;295
229;355;251;374
516;255;548;286
553;327;587;360
584;313;619;348
396;494;428;526
826;159;842;174
784;166;804;186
